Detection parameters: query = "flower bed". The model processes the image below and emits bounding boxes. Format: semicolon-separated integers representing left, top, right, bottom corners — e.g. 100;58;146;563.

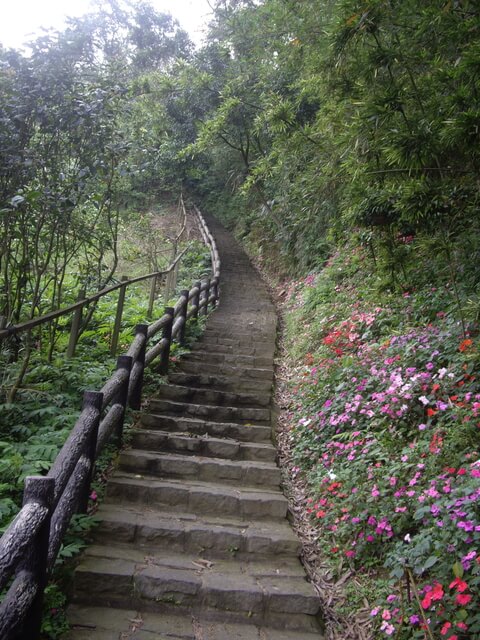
284;246;480;639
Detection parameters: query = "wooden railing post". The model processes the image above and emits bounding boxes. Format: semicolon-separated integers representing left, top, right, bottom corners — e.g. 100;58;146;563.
77;391;103;514
114;355;132;445
202;279;210;316
129;324;148;410
178;289;189;346
192;281;201;320
66;289;85;358
147;275;157;320
18;476;55;640
159;307;174;375
110;276;128;356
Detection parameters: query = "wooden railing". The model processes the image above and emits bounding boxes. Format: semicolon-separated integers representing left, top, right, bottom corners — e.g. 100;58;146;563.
0;208;220;640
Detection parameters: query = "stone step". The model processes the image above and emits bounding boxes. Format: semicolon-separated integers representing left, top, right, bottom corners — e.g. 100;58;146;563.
193;341;273;357
198;335;276;349
66;605;324;639
148;399;271;425
202;329;275;342
131;429;277;462
72;545;320;631
119;450;281;487
106;473;288;520
177;360;274;382
93;504;301;559
185;351;272;369
140;414;273;443
154;383;271;408
168;372;273;394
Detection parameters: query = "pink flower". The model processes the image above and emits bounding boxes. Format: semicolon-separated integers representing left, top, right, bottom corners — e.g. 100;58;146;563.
380;621;395;635
455;593;472;606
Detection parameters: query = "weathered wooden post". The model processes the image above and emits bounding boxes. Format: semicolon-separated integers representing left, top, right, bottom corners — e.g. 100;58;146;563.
159;307;174;375
147;275;157;320
164;243;177;302
192;281;201;320
114;355;133;445
129;324;148;410
78;391;103;514
66;289;85;358
202;279;210;316
178;289;189;346
110;276;128;355
19;476;55;640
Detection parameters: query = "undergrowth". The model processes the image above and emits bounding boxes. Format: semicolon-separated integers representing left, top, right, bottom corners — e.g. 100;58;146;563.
283;234;480;639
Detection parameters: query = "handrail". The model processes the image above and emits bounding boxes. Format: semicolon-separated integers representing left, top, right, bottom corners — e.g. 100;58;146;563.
0;204;220;640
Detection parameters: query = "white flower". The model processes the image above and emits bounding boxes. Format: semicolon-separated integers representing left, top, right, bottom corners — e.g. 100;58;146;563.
418;395;429;406
404;533;411;543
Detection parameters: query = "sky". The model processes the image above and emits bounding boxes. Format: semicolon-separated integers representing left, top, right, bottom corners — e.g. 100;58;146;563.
0;0;214;50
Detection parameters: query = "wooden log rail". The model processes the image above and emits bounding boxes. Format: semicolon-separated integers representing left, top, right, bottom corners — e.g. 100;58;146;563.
0;207;220;640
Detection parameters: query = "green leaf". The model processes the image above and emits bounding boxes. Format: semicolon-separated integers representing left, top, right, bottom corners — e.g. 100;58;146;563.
453;561;464;578
423;556;438;571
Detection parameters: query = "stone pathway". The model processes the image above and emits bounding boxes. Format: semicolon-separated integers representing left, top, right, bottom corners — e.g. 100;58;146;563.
66;216;323;639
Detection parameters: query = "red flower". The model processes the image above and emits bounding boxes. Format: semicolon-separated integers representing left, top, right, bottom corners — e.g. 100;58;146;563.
455;593;472;606
421;583;444;609
449;577;468;593
427;408;437;417
441;622;452;636
459;339;473;352
316;510;327;518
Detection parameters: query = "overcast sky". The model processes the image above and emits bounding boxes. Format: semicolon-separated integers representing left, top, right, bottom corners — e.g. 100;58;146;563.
0;0;214;50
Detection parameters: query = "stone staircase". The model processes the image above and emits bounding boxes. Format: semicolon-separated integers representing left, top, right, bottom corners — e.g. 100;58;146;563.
66;217;323;639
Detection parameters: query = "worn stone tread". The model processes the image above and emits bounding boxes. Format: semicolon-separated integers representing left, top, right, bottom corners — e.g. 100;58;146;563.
131;429;277;462
119;450;281;487
192;341;273;357
184;350;273;368
167;372;273;394
94;504;301;558
177;360;275;382
140;414;273;443
73;546;319;621
67;604;323;639
106;472;289;520
148;398;271;425
154;383;271;408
